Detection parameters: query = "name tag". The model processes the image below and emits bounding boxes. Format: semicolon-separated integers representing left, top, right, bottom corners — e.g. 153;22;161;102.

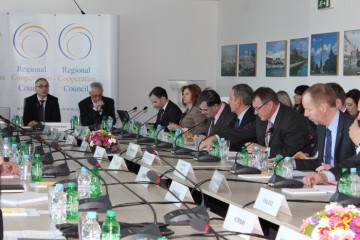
208;170;231;194
65;134;76;145
44;122;71;132
59;132;66;141
135;166;151;188
126;143;142;158
74;125;83;137
108;155;128;174
80;128;90;139
79;141;90;154
165;181;194;207
142;151;162;166
254;188;291;217
42;125;51;135
276;225;311;240
223;204;263;240
173;159;197;182
93;146;107;161
51;128;59;140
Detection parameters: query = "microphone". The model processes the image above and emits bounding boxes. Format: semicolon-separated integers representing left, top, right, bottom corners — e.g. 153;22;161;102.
73;0;85;14
172;119;208;155
135;112;158;143
128;106;137;114
130;106;148;121
86;156;163;239
230;127;274;175
145;146;210;232
120;106;147;138
153;125;172;148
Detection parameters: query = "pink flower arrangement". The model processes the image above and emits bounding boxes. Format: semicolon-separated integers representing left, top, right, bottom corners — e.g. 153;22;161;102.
301;203;360;239
86;130;119;152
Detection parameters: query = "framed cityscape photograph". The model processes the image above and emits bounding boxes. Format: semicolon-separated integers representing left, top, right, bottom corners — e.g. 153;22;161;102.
289;38;309;76
238;43;257;76
310;32;339;75
343;29;360;75
266;40;287;77
221;45;237;76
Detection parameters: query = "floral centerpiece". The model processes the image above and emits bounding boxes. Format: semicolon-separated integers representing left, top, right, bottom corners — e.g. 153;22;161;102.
301;203;360;239
86;130;119;153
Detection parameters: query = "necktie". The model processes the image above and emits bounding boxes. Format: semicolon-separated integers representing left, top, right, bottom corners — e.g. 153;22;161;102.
234;118;240;128
39;100;45;122
265;121;273;147
207;117;215;136
156;109;164;125
324;128;332;165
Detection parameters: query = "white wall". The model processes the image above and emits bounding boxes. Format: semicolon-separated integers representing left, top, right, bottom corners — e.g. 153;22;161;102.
1;0;218;121
217;0;360;99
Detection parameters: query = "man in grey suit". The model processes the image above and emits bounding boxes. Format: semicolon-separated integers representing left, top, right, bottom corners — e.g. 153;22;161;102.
197;89;236;138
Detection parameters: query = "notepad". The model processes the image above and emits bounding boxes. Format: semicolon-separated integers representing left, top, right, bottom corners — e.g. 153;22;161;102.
0;184;25;193
0;192;48;206
282;187;333;195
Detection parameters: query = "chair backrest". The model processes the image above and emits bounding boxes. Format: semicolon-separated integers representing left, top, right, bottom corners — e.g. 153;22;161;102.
0;107;10;120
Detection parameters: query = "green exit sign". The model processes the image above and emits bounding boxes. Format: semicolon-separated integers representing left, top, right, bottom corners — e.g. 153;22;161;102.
318;0;333;10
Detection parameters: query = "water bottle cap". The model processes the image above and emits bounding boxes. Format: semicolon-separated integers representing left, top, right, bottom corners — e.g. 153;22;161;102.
87;211;97;219
108;116;112;120
220;138;225;141
341;168;348;173
3;137;8;141
81;166;88;172
351;168;357;173
275;155;283;161
35;153;40;158
23;154;29;159
141;121;145;124
55;183;64;190
21;143;26;147
68;182;76;188
157;124;162;129
11;143;17;148
284;156;291;161
254;146;259;151
106;210;116;217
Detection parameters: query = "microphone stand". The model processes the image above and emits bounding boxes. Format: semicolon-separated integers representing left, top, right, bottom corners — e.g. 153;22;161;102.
128;106;137;114
329;168;360;205
135;112;158;143
268;155;304;188
121;107;147;138
153;125;172;148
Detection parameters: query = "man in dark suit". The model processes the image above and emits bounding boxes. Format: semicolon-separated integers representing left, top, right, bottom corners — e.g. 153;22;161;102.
327;82;349;115
303;109;360;185
294;84;355;171
149;86;182;128
79;82;116;129
197;89;236;137
23;78;61;127
200;87;311;158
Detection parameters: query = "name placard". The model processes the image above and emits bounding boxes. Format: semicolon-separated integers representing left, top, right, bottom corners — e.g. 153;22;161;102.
223;204;263;240
51;128;59;140
108;155;128;174
80;128;90;139
42;125;51;135
74;125;83;137
173;159;197;182
59;132;66;141
93;146;107;161
276;225;311;240
135;166;151;188
44;122;71;132
142;151;162;166
165;181;194;207
208;170;231;194
79;141;90;154
253;188;292;217
126;143;142;159
65;134;76;145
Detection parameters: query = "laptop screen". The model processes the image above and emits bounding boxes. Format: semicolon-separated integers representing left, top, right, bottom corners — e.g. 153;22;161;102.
117;110;130;124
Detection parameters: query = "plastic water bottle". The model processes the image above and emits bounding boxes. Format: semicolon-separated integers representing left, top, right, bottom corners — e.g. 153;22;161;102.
350;168;360;197
82;211;101;240
339;168;351;196
90;167;102;198
19;143;28;158
101;116;107;130
78;166;91;199
252;146;261;169
107;116;113;132
239;147;248;166
282;156;293;179
148;125;156;139
210;138;221;157
101;210;121;240
140;121;147;136
274;154;283;176
2;137;10;158
168;129;174;143
20;154;31;180
9;143;20;165
31;153;43;182
175;129;184;148
156;124;163;141
66;182;79;220
51;183;66;224
127;119;133;133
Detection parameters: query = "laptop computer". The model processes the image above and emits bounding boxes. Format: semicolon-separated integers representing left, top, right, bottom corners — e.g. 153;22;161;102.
117;110;130;124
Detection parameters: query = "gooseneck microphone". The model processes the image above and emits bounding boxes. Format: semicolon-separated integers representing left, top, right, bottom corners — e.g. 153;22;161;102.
120;106;147;138
171;119;208;155
130;106;148;121
153;125;172;148
73;0;85;14
329;168;360;205
230;127;274;175
128;106;137;114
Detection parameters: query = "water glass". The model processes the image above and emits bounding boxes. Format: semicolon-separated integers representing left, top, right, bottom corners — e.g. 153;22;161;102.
221;140;230;161
260;151;269;172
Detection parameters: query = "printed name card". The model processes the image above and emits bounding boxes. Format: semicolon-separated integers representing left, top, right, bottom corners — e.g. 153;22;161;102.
93;146;107;161
80;128;90;139
108;155;128;174
74;125;83;137
165;181;194;207
126;143;142;158
45;122;71;132
59;132;66;141
142;151;162;166
173;159;197;182
42;125;51;135
51;128;59;140
208;170;231;194
135;166;151;188
79;141;90;154
223;204;263;240
276;225;311;240
65;134;76;145
253;188;291;217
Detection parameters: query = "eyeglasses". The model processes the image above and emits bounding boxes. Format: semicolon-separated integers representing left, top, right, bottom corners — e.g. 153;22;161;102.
36;85;49;89
254;100;270;112
90;94;102;98
198;108;209;113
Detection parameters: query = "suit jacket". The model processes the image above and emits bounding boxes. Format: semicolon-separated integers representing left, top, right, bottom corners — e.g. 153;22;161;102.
230;107;256;151
179;105;207;135
154;100;182;128
78;96;116;127
206;103;237;137
295;111;355;171
0;209;2;240
23;94;61;126
329;152;360;180
220;104;311;158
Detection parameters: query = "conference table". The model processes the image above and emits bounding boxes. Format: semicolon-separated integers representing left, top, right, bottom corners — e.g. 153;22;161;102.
0;130;329;239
